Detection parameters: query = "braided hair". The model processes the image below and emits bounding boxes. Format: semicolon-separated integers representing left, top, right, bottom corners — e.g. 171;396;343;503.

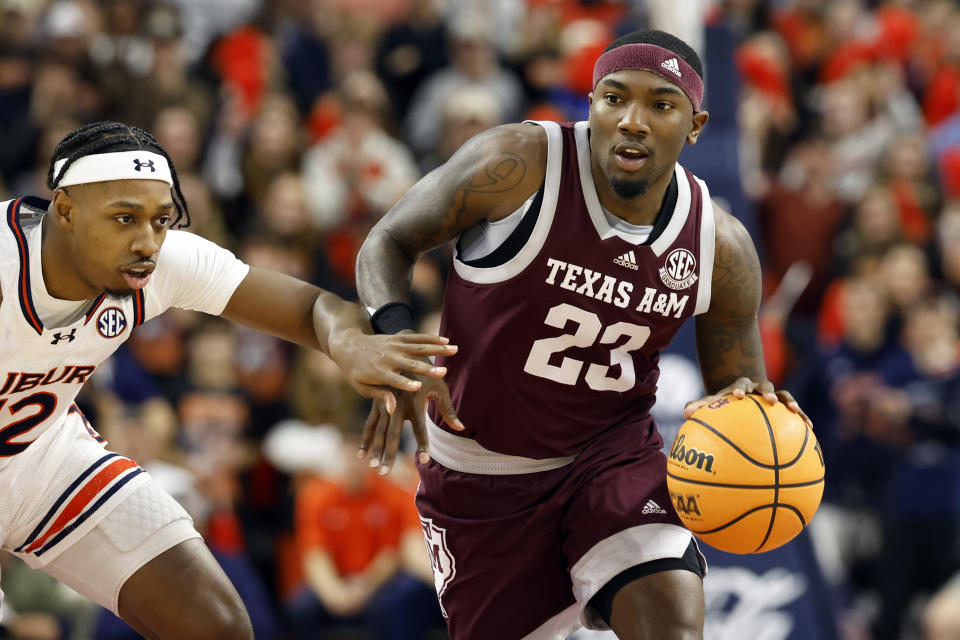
47;121;191;228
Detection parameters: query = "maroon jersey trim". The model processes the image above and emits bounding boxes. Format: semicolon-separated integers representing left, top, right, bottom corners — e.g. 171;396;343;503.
573;121;691;255
451;120;564;285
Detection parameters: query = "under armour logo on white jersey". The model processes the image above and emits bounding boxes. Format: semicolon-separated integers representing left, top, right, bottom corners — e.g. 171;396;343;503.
661;58;682;77
613;251;639;270
133;158;156;172
50;328;77;345
642;499;668;515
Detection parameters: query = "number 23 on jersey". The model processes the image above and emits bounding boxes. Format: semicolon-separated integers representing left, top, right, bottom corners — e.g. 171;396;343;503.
523;302;651;393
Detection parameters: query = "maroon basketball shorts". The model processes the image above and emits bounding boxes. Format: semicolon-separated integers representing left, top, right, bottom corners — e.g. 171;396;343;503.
416;417;706;639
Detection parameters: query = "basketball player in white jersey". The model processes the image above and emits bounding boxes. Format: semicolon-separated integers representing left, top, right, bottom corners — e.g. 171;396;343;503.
0;121;458;639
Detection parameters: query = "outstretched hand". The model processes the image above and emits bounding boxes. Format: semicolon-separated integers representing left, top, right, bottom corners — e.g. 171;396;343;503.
683;377;812;428
327;329;458;413
359;376;465;475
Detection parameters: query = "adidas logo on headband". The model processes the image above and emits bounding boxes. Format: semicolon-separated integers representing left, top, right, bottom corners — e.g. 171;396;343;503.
592;44;703;111
661;58;681;77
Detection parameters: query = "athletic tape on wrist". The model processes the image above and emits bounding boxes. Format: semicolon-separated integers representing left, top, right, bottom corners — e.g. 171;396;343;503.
370;302;415;335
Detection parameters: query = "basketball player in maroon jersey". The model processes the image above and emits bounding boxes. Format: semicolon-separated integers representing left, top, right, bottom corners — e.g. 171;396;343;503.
356;30;810;639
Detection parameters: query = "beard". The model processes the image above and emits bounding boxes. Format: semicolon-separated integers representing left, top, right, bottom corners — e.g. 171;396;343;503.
610;177;648;199
103;287;135;300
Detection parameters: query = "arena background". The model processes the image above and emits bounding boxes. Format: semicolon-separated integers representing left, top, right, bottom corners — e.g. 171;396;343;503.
2;0;959;638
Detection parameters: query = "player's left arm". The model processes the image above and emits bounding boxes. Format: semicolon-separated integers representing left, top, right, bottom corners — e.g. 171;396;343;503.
685;203;812;427
220;266;455;413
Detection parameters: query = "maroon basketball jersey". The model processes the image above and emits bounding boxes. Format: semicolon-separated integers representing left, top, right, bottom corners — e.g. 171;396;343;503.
430;120;715;458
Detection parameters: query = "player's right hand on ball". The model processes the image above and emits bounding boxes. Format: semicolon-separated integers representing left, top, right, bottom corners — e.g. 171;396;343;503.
359;377;465;476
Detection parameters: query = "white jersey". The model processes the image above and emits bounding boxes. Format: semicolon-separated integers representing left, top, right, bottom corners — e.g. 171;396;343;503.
0;196;249;471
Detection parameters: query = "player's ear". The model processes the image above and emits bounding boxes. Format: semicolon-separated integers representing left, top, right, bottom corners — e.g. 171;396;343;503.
687;110;709;145
52;189;76;228
588;91;594;108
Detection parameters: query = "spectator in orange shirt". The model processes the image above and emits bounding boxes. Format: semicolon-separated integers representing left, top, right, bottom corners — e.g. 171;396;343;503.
286;433;442;640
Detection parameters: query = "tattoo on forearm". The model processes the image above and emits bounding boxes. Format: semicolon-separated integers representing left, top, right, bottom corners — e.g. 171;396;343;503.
697;223;765;393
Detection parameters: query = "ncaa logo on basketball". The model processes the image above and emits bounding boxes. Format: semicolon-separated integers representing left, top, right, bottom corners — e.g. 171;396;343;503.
420;516;455;618
97;307;127;338
669;491;703;518
659;248;698;290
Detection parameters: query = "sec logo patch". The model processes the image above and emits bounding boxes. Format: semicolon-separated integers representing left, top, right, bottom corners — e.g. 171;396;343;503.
97;307;128;338
659;248;698;290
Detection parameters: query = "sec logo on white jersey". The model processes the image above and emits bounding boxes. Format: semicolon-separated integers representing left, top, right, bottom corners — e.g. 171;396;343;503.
97;307;128;338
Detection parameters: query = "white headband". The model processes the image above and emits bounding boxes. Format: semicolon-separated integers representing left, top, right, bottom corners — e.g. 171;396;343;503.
53;151;173;188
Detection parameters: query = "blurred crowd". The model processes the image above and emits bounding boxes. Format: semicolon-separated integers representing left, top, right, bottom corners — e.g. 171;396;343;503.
1;0;960;639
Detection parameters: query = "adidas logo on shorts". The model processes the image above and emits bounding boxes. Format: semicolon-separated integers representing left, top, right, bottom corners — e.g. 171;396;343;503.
642;499;668;515
614;251;639;270
661;58;682;77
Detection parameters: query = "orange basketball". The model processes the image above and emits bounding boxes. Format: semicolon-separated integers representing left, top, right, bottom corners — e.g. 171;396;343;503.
665;394;825;554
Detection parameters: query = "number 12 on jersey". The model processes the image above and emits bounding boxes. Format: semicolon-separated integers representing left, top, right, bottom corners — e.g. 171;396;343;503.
523;303;650;392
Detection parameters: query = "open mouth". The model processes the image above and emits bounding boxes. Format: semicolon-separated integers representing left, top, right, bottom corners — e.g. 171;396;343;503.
614;143;649;171
120;263;155;290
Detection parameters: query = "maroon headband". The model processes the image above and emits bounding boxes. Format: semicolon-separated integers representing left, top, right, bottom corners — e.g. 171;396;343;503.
592;43;704;111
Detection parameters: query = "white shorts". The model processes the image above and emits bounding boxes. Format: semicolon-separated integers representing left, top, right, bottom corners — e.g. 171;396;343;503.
0;409;201;614
39;482;200;614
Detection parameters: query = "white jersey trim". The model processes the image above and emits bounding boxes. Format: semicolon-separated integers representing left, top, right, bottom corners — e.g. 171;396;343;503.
426;416;575;474
573;121;692;254
456;192;537;262
520;602;583;639
452;120;563;284
569;523;706;629
693;176;715;315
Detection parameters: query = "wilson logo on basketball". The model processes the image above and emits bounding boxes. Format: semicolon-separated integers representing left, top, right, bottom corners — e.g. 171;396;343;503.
659;248;698;290
669;434;715;472
97;307;128;338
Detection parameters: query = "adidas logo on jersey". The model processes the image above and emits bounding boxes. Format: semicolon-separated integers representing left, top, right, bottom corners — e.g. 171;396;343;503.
613;251;639;270
661;58;682;77
642;499;668;515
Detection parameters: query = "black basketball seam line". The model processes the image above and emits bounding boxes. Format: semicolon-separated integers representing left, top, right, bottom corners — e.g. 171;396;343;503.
666;472;824;489
750;396;779;552
777;420;809;469
689;503;776;534
687;417;778;469
689;403;811;470
690;502;807;536
779;503;807;529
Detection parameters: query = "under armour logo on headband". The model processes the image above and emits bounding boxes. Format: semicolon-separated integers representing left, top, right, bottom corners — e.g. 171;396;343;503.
53;150;174;187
